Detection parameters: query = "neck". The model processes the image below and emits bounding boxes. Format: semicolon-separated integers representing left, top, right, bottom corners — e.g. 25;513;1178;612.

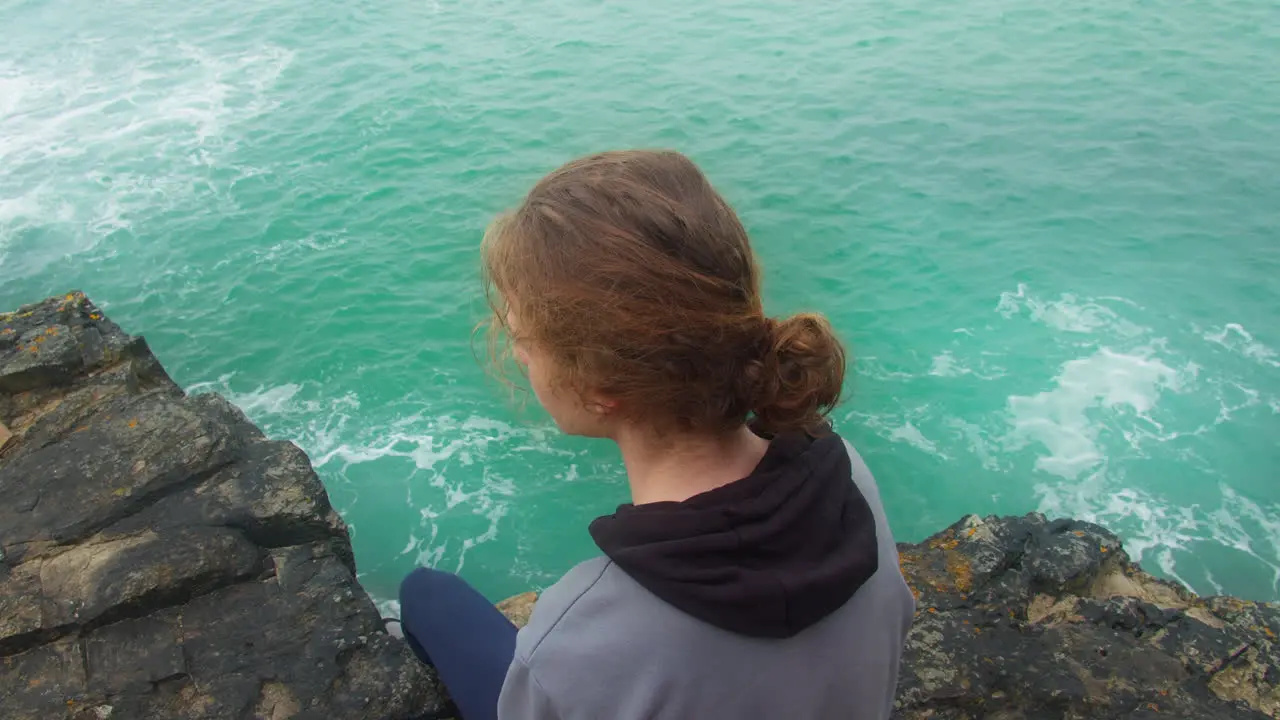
614;424;771;505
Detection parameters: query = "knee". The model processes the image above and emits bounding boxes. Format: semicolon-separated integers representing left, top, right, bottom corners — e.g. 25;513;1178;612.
399;567;433;612
399;567;462;614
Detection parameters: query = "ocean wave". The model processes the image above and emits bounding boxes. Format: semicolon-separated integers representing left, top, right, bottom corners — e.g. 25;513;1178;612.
853;284;1277;599
1203;323;1280;369
188;375;562;578
888;420;947;459
928;349;1005;380
1036;477;1280;598
996;283;1146;337
0;42;293;277
1005;347;1183;480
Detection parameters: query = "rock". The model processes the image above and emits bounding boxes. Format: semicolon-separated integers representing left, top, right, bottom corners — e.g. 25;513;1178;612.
496;592;539;629
893;513;1279;719
0;294;446;720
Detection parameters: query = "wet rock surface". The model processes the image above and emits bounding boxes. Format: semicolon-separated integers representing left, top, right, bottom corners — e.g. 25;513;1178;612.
1;294;446;720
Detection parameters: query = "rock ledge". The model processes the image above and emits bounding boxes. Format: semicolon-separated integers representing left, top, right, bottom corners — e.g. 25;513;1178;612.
890;513;1279;718
1;294;447;720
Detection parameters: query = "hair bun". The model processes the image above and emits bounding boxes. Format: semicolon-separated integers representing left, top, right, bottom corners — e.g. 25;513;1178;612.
750;313;846;433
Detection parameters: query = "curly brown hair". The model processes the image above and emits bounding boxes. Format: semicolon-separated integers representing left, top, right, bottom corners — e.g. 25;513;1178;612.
482;150;845;435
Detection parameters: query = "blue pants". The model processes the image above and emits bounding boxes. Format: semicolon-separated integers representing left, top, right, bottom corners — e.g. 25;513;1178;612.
399;568;518;720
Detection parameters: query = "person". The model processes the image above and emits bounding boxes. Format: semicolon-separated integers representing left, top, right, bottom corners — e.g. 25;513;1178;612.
399;150;915;720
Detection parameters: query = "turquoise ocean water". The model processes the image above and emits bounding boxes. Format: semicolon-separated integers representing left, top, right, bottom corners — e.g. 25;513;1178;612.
2;0;1277;607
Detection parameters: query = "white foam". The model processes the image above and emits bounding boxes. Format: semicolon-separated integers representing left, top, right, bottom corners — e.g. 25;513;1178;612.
1036;473;1197;565
1006;348;1179;480
1214;486;1280;591
0;71;33;119
0;42;293;276
375;597;401;621
456;496;509;573
887;421;947;458
1203;323;1280;369
260;231;349;262
946;418;1002;472
997;283;1145;336
399;533;419;556
855;356;917;381
928;351;962;377
927;349;1004;380
193;375;560;579
222;383;306;416
1036;475;1280;597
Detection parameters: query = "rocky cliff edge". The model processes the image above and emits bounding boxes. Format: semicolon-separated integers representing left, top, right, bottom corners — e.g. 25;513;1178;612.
0;293;448;719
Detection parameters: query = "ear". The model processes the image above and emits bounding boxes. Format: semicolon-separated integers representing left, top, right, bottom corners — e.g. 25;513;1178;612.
582;392;619;415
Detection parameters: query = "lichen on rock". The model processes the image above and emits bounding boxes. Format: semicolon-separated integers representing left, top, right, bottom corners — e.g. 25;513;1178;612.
892;514;1279;719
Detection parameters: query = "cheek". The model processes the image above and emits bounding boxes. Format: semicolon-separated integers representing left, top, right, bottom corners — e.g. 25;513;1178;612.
520;352;551;396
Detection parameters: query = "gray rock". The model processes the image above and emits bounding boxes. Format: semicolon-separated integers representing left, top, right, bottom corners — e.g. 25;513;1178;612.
895;513;1279;718
0;294;446;719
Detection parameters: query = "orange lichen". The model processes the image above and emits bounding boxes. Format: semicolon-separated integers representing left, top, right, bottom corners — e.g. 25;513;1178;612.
1100;547;1109;553
967;527;977;537
944;549;974;593
128;419;138;428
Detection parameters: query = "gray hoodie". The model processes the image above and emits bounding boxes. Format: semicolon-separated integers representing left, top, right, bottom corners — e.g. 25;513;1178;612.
496;432;915;719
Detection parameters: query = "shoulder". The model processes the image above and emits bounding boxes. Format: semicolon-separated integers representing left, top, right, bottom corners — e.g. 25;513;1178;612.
842;439;888;519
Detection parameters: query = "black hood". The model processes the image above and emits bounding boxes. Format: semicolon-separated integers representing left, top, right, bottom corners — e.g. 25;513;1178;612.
588;431;879;639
